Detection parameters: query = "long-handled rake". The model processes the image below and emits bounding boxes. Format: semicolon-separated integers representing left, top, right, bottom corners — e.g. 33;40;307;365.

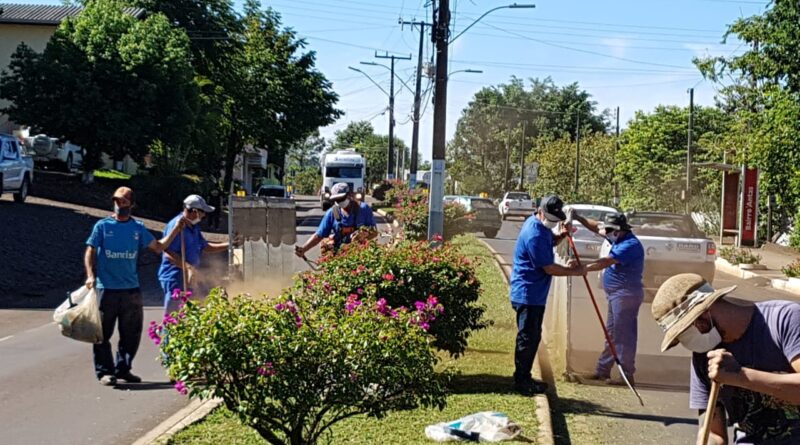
566;234;645;406
700;381;722;444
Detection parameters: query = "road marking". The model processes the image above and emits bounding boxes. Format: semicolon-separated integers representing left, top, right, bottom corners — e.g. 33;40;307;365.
0;335;14;343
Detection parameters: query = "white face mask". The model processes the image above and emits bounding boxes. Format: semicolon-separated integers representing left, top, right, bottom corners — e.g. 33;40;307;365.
541;218;559;230
338;199;351;210
190;217;202;225
606;232;619;243
678;318;722;353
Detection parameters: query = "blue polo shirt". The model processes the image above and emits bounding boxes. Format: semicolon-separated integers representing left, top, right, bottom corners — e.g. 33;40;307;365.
510;217;556;306
602;232;645;297
157;215;209;282
86;217;155;290
316;202;377;238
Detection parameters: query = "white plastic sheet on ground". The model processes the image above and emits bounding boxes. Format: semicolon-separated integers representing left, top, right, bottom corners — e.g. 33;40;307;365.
425;412;522;442
53;286;103;344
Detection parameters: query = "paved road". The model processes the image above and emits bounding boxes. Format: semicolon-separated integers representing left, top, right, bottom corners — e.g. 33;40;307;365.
481;216;799;445
0;195;359;445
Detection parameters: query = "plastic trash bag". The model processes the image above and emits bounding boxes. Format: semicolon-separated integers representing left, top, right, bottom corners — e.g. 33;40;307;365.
425;412;522;442
53;286;103;344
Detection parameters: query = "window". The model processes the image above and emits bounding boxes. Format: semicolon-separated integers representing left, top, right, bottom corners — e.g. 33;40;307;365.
325;166;362;178
470;199;495;209
506;192;530;200
628;215;698;237
257;187;285;198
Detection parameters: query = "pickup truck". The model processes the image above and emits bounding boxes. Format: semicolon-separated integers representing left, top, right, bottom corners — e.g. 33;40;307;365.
599;211;716;302
0;134;33;203
498;191;536;220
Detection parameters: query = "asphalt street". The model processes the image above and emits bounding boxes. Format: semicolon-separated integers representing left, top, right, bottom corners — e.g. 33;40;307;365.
0;195;351;445
481;215;799;445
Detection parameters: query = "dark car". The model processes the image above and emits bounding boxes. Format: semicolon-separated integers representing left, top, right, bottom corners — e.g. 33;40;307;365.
445;195;503;239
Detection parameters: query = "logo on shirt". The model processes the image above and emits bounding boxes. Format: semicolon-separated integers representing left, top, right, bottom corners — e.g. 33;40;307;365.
134;231;140;241
105;249;137;260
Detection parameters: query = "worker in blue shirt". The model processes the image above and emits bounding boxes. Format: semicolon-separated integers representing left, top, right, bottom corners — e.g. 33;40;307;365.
572;211;645;385
84;187;187;386
158;195;231;315
295;182;377;258
510;195;585;396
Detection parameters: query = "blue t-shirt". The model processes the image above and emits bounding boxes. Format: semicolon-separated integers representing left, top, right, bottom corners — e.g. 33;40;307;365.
510;217;555;306
316;202;376;240
690;301;800;445
157;215;209;282
602;232;645;297
86;217;155;290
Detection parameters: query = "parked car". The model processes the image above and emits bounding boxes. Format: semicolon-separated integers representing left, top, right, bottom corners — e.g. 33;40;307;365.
445;195;503;239
498;191;536;220
25;134;83;172
599;211;716;302
0;134;34;203
256;185;290;199
565;204;619;259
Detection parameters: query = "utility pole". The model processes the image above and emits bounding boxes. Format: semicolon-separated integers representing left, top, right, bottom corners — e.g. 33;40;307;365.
400;20;430;189
519;121;526;191
375;52;411;181
686;87;694;214
614;106;620;205
574;113;581;197
504;127;511;191
428;0;449;241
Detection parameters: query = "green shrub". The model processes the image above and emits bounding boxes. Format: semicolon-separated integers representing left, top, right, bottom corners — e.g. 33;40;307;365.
783;259;800;278
719;246;762;265
300;239;488;357
790;211;800;249
154;289;447;445
292;168;321;195
383;179;410;206
392;188;470;241
371;180;395;202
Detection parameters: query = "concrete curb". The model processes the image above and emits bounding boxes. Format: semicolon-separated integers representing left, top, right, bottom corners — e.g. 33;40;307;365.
478;239;555;445
715;258;800;295
131;397;223;445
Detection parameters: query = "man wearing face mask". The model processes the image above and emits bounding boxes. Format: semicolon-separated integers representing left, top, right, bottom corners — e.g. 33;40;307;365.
510;195;586;396
84;187;187;386
158;194;231;315
570;211;645;384
652;273;800;445
295;182;377;258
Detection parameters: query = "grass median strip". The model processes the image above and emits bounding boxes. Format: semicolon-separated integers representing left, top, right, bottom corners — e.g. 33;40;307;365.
166;235;539;444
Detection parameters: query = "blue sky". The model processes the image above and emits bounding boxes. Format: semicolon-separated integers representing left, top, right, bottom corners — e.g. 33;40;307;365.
22;0;769;161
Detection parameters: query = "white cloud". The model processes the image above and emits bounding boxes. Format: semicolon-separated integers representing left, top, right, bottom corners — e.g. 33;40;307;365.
600;37;630;59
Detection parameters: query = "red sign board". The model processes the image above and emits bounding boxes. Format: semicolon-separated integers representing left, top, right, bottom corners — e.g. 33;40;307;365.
740;168;758;246
722;171;739;231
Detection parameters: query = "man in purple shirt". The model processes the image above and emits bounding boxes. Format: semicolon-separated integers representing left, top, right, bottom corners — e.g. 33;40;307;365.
652;273;800;445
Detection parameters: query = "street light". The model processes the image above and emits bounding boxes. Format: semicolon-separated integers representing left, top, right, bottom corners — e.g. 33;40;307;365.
448;69;483;79
450;3;536;43
347;66;389;97
359;61;415;96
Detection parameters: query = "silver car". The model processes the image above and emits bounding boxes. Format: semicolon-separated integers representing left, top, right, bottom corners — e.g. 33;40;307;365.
564;204;619;259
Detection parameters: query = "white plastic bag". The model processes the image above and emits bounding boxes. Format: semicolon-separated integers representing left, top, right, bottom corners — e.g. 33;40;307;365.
425;412;522;442
53;286;103;344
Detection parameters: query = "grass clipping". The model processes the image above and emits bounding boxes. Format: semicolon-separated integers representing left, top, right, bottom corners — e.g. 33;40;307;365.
167;235;540;445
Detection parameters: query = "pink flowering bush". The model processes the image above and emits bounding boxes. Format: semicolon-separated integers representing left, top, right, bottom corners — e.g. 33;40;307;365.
391;188;471;241
154;288;447;445
298;238;487;357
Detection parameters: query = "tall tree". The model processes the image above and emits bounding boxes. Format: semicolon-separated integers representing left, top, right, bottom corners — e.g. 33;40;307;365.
287;131;326;170
616;105;731;213
449;77;607;196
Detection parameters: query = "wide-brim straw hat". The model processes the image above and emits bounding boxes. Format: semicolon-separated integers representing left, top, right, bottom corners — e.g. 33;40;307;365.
652;273;736;352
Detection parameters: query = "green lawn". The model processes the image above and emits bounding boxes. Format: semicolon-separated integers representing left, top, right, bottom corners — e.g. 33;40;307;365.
167;235;539;445
93;169;131;180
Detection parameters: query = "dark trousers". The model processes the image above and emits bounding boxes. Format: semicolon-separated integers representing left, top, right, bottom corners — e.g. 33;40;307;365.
512;303;546;384
93;288;143;379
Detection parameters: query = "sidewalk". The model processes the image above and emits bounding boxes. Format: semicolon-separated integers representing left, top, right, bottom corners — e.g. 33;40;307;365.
716;243;800;294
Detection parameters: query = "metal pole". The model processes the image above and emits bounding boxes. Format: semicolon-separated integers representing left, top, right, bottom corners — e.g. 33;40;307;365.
519;121;526;191
408;21;426;189
427;0;449;241
388;56;396;180
614;106;620;205
687;87;694;213
574;113;581;197
504;127;511;192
